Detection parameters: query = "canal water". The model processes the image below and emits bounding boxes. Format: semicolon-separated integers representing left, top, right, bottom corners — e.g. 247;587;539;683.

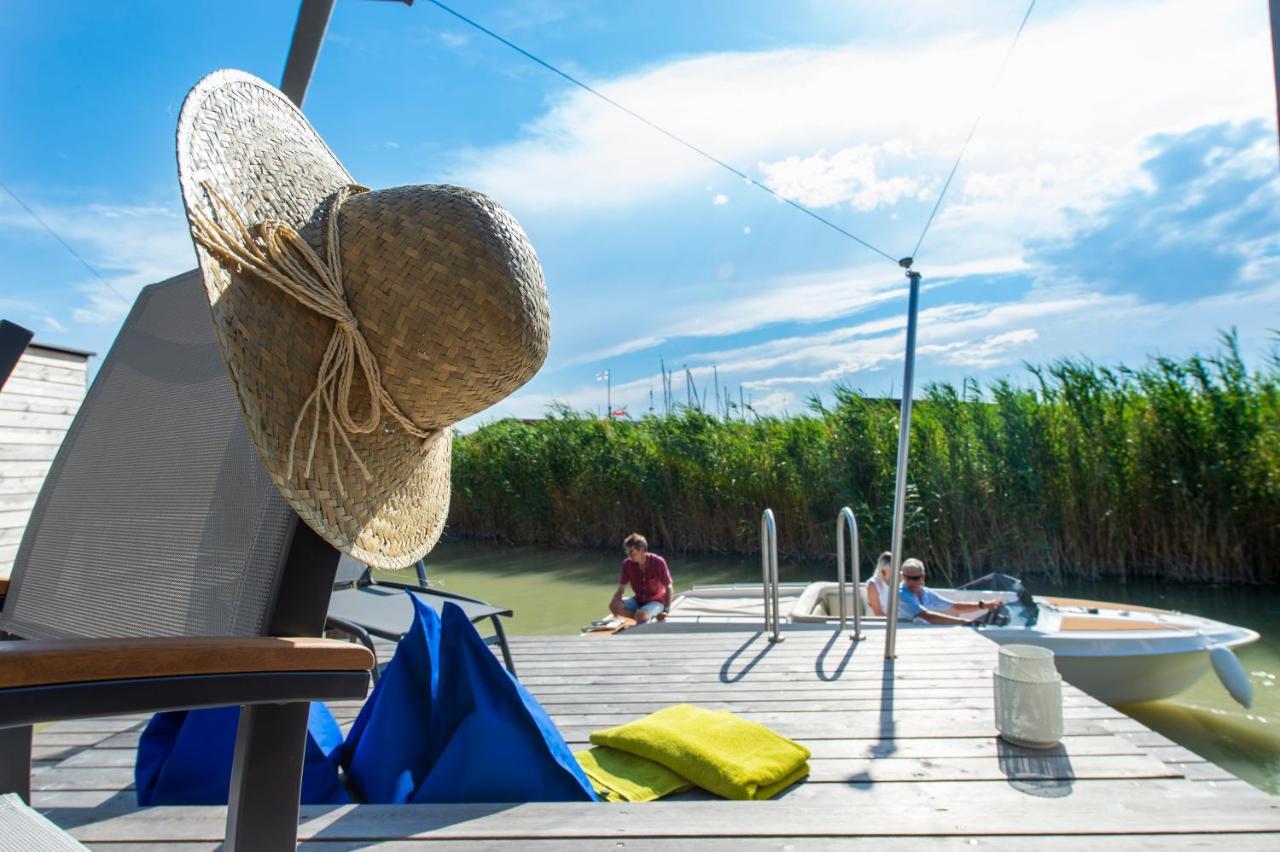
389;539;1280;794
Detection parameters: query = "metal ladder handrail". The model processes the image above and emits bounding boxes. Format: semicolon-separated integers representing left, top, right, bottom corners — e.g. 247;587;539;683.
760;508;783;643
837;506;861;640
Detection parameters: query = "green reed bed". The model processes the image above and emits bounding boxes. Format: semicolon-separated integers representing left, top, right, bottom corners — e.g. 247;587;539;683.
448;335;1280;584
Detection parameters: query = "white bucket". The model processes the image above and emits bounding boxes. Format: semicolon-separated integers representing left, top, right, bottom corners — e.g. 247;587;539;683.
994;644;1063;748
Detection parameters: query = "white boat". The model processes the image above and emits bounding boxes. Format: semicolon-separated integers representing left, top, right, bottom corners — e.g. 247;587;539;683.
663;579;1259;707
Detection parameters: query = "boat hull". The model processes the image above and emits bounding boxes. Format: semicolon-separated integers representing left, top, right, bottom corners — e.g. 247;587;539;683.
665;581;1260;706
989;637;1211;705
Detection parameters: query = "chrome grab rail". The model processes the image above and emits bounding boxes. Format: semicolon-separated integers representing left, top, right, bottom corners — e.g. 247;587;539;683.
837;506;861;640
760;508;783;643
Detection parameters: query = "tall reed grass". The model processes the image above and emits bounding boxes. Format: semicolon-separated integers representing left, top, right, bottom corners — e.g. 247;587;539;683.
448;334;1280;584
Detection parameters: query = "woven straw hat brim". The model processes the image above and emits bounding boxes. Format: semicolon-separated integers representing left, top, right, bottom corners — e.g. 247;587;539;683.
175;69;456;569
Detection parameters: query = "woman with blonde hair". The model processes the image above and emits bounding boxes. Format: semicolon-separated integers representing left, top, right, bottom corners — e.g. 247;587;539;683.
865;551;894;617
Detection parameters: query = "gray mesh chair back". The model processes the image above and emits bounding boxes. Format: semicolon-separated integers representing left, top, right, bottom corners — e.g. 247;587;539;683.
0;271;296;641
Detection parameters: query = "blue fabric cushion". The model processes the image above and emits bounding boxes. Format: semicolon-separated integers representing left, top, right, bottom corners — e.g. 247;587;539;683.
342;597;597;803
135;703;348;806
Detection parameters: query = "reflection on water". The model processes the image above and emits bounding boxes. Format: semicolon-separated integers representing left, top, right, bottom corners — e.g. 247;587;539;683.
388;538;1280;794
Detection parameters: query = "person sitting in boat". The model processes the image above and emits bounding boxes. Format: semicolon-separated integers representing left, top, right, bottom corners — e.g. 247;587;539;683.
609;533;672;623
898;558;1001;624
866;551;894;616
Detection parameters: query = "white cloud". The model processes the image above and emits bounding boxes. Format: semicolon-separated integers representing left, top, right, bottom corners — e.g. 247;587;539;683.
930;328;1039;368
447;0;1270;269
0;197;194;325
562;334;668;367
758;144;924;210
43;316;67;332
712;193;729;205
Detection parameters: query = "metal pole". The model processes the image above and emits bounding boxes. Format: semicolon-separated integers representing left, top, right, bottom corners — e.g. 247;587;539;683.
280;0;336;108
1271;0;1280;161
837;506;860;640
884;267;922;659
607;371;612;420
760;508;783;642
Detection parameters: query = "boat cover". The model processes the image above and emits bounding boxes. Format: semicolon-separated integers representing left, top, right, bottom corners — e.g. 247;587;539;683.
957;572;1023;591
342;596;597;803
134;703;348;805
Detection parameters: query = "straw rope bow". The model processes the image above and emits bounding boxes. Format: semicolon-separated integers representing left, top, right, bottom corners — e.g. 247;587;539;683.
187;180;440;495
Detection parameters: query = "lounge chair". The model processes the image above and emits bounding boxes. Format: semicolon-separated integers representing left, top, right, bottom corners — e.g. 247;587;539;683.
0;271;373;851
327;553;518;678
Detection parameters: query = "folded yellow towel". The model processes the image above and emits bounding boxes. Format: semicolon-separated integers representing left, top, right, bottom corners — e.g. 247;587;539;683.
589;704;810;800
574;746;692;802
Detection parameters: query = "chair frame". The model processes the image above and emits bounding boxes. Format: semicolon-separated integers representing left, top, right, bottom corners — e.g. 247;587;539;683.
0;521;370;849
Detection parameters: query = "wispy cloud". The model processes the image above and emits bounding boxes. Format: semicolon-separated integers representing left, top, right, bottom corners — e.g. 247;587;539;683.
0;196;194;325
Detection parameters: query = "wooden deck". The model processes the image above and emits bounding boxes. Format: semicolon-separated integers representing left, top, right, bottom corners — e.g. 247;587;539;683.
29;626;1280;848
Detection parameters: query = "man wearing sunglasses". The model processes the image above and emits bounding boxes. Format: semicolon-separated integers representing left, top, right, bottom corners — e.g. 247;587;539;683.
898;558;1001;624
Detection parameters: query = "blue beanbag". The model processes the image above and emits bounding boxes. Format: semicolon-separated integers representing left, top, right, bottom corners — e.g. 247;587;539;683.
342;597;597;803
135;703;348;806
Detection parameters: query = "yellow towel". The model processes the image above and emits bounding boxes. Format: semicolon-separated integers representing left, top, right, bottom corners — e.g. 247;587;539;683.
574;746;692;802
589;704;810;800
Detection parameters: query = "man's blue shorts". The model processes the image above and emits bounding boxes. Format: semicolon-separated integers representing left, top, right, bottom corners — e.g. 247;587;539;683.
621;597;664;619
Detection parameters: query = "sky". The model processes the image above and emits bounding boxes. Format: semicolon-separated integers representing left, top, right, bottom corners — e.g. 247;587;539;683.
1;0;1277;426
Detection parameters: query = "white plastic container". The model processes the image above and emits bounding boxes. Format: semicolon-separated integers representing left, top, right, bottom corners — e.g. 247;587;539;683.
993;644;1063;748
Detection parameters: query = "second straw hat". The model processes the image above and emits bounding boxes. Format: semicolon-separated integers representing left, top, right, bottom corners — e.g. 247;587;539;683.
175;70;549;569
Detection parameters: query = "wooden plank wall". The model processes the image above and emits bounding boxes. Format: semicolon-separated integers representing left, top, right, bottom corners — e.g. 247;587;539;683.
0;344;89;579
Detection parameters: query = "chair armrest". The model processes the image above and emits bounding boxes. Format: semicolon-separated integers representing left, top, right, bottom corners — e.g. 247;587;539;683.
0;637;373;689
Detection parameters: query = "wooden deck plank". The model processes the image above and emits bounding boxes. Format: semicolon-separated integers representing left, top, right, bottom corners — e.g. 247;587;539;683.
535;696;1103;713
26;753;1180;795
53;783;1280;843
552;719;1120;742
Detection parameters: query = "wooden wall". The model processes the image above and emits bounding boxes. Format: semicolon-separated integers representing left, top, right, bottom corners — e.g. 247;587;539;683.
0;344;90;579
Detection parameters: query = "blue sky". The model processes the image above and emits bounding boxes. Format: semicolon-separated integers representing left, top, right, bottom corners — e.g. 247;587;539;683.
1;0;1277;425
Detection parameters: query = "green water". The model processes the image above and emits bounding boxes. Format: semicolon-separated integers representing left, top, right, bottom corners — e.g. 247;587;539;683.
386;539;1280;794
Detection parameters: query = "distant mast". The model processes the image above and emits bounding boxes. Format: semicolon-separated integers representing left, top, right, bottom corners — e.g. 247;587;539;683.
1271;0;1280;161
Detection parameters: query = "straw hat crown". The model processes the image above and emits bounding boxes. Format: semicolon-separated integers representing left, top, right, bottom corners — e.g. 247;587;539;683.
176;70;549;568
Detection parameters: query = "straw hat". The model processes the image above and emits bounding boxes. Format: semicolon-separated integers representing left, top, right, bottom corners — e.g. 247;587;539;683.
175;70;549;569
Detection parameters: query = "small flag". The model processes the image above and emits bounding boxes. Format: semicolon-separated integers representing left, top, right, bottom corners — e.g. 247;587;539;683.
611;407;628;418
596;370;610;381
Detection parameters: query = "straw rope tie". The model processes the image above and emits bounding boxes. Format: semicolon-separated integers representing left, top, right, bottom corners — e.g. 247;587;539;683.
188;180;441;495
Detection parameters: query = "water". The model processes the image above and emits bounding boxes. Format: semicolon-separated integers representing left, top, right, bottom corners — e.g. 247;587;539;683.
389;539;1280;793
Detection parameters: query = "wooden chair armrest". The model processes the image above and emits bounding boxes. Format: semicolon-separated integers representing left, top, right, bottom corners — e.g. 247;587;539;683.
0;637;373;689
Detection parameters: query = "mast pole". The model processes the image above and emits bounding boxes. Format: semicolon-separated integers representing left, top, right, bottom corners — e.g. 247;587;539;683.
1271;0;1280;161
280;0;336;108
884;261;922;659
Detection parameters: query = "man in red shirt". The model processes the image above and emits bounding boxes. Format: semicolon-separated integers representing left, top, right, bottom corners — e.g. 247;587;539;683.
608;533;673;623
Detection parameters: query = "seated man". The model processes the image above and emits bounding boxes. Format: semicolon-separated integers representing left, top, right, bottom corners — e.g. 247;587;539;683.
897;558;1001;624
608;533;672;623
